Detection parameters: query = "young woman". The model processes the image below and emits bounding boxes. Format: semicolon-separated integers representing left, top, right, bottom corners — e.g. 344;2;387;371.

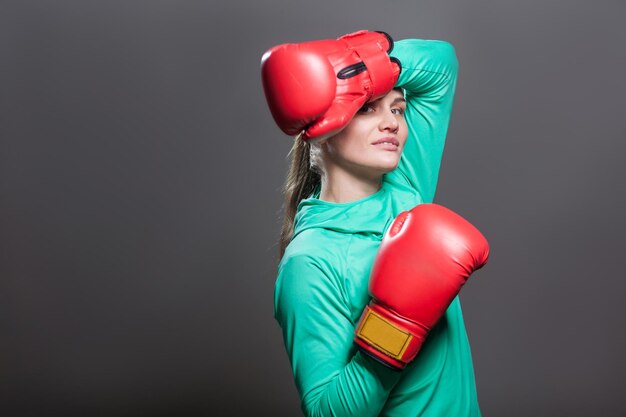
265;33;485;417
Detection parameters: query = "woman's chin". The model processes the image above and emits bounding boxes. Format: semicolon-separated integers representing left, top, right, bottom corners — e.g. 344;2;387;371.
374;157;401;173
370;163;400;175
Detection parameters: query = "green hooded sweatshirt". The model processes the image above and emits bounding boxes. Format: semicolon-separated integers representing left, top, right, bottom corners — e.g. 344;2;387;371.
274;39;481;417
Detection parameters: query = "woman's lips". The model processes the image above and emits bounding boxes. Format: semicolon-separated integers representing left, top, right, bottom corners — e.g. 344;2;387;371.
372;137;399;151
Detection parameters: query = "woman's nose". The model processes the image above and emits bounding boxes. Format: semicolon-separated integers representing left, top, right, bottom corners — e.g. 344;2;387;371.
379;111;399;132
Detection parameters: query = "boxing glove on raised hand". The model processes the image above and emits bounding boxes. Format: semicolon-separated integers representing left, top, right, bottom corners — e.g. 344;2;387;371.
354;204;490;370
260;30;401;141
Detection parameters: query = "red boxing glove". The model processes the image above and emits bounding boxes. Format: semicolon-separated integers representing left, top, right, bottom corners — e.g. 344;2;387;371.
354;204;490;370
261;30;401;141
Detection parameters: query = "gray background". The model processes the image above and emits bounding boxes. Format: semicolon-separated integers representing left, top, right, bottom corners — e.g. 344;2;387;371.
2;0;625;416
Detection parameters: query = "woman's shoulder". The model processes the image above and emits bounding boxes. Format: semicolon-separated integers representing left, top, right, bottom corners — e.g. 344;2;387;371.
278;229;351;284
282;228;349;264
289;224;353;252
275;230;352;315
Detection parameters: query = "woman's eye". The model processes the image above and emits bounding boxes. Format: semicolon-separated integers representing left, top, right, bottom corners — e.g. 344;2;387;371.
358;105;405;115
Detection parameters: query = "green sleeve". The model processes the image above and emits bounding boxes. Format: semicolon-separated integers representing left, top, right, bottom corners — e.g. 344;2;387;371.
274;254;402;417
387;39;459;203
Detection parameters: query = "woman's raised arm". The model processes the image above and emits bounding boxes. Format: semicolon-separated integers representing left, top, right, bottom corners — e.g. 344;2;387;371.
386;39;459;203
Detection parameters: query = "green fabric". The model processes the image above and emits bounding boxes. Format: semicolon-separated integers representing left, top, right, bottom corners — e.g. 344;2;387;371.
274;39;481;417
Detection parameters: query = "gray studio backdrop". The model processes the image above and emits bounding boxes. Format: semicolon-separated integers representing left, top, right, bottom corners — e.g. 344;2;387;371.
2;1;625;416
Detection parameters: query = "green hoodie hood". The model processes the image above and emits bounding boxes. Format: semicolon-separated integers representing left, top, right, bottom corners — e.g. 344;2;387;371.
293;180;419;240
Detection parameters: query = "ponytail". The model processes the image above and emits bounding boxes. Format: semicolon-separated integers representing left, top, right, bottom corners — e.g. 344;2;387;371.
278;134;322;259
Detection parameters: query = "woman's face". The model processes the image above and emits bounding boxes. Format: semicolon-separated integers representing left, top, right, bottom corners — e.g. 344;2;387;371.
321;89;408;178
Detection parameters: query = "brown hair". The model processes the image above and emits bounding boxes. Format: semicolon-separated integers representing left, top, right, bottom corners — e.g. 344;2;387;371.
278;133;322;259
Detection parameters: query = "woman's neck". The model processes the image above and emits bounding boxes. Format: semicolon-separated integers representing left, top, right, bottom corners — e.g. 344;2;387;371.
318;166;382;203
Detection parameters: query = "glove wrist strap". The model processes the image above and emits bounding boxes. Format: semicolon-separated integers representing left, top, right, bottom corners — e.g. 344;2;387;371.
354;303;429;369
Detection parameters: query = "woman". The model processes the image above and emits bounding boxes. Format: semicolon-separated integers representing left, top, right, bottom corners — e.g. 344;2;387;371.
268;34;484;417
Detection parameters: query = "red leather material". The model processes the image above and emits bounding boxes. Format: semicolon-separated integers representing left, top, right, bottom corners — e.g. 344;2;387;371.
261;30;401;141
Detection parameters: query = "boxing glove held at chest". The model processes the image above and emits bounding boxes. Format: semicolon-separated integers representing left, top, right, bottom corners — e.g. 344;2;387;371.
261;30;401;141
354;204;490;370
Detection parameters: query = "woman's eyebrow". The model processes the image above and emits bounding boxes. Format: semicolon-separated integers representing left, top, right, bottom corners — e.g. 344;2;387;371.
369;96;406;107
390;97;407;105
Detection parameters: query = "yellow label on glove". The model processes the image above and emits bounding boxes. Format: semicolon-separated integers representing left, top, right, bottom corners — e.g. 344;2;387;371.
356;309;412;359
